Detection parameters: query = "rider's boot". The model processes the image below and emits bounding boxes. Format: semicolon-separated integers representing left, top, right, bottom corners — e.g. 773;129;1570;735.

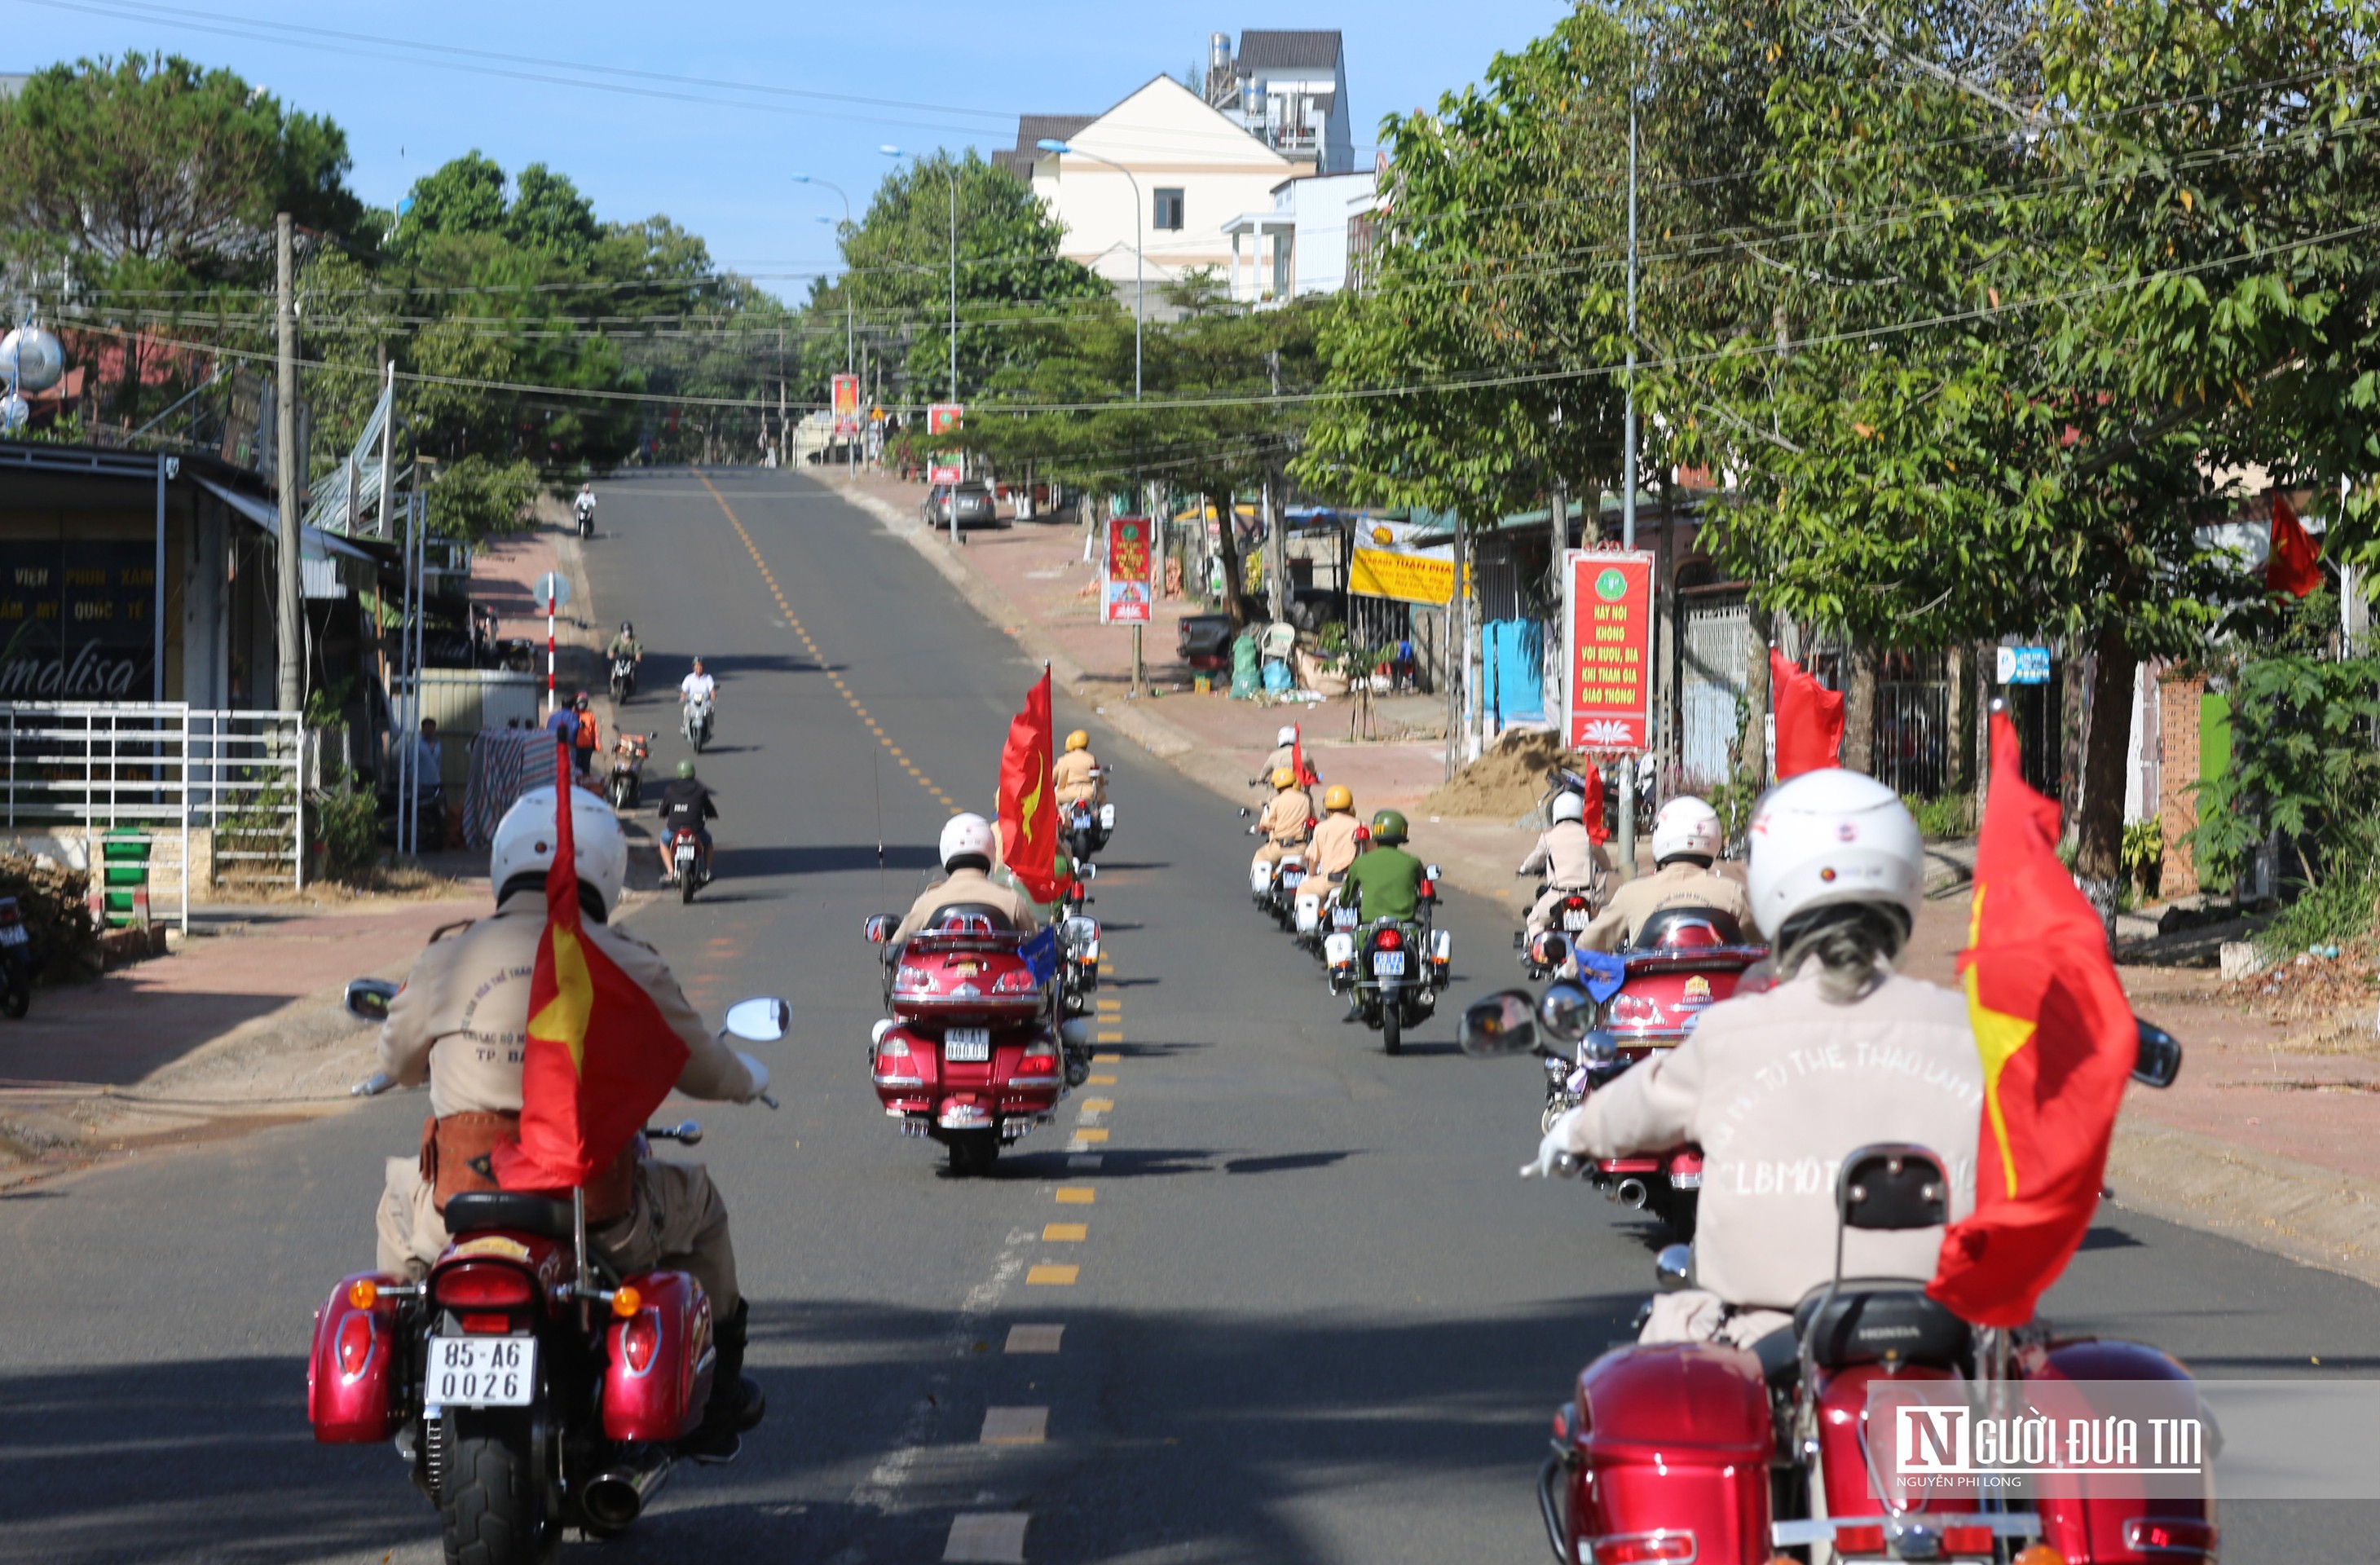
678;1297;765;1463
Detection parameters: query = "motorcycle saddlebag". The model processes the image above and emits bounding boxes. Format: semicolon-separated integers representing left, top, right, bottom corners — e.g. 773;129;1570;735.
602;1269;717;1442
307;1272;403;1443
1569;1343;1772;1563
2027;1340;2217;1564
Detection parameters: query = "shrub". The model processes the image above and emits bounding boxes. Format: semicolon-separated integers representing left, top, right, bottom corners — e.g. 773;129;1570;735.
312;770;382;884
1908;791;1973;841
427;454;541;539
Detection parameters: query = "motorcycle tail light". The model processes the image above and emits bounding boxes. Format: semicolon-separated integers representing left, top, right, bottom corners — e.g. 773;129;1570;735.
1418;878;1435;897
459;1312;513;1334
436;1263;535;1309
877;1035;913;1058
1374;927;1404;951
1940;1526;1996;1554
2124;1519;2215;1554
335;1310;375;1378
894;965;932;989
1591;1532;1695;1564
1831;1523;1885;1555
993;968;1038;993
621;1310;660;1375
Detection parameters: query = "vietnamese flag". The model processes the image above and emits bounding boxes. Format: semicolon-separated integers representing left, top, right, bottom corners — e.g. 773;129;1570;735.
1928;711;2138;1328
1579;763;1610;846
1770;649;1845;779
1289;723;1320;788
997;668;1070;903
2267;493;2322;598
492;747;689;1192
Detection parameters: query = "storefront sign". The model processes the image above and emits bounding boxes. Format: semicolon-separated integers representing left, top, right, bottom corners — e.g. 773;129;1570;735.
1563;549;1655;752
1102;515;1154;625
1997;645;2052;686
928;462;963;485
1349;546;1456;607
0;540;157;699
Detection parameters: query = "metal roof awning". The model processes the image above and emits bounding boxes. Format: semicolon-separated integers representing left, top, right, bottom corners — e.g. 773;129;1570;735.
195;476;379;562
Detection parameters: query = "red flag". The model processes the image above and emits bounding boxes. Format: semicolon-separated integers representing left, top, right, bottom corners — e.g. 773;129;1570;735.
1289;724;1320;788
1770;649;1845;779
491;747;689;1192
2267;494;2321;598
997;668;1070;903
1579;763;1609;845
1928;712;2138;1327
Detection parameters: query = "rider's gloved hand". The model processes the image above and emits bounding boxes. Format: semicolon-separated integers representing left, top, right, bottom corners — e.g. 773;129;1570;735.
1521;1107;1584;1179
735;1052;771;1103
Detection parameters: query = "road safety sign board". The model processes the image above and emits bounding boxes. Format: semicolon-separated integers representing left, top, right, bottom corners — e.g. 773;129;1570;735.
1563;550;1655;752
1102;515;1154;625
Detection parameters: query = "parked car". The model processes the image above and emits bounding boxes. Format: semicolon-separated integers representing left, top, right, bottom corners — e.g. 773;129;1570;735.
920;482;1003;529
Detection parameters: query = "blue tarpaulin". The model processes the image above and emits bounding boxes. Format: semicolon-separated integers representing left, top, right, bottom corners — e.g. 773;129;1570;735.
1483;619;1545;725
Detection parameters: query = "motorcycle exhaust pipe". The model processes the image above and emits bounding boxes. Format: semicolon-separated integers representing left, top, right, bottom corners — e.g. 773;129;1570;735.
582;1450;672;1532
1613;1176;1649;1210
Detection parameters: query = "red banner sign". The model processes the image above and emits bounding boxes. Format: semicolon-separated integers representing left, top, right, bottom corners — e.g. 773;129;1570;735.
1102;515;1155;625
928;402;963;435
928;462;963;485
1563;549;1655;752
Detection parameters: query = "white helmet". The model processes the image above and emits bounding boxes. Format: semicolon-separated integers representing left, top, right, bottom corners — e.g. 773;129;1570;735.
1276;725;1298;747
1746;770;1923;937
1550;791;1586;827
940;812;996;869
1651;796;1722;864
489;785;629;914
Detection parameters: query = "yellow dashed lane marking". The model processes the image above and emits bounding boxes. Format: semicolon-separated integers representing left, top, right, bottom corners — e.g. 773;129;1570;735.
695;469;952;810
1055;1188;1095;1205
1072;1128;1110;1144
1096;1031;1123;1043
1026;1265;1079;1285
1079;1099;1113;1113
1042;1223;1088;1242
1086;1074;1116;1086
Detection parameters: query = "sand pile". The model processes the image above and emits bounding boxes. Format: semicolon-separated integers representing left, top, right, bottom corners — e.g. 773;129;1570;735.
1417;729;1573;820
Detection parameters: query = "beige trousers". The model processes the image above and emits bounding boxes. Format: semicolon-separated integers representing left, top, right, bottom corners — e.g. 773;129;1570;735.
1638;1287;1792;1349
377;1156;741;1315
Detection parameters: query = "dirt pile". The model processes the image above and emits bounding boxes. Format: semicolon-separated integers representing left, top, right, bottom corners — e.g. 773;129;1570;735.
2224;937;2380;1022
1417;729;1571;820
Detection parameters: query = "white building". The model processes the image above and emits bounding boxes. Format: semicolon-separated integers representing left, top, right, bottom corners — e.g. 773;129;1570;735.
1222;168;1378;304
1201;30;1356;176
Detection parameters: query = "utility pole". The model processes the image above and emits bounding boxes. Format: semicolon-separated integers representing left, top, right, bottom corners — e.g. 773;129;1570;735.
1265;348;1286;627
1615;73;1642;882
275;212;302;715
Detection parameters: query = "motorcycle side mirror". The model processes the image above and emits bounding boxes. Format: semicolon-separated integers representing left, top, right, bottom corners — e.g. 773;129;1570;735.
1076;862;1097;881
345;977;399;1024
1654;1244;1692;1289
862;914;897;944
2132;1019;2183;1089
1426;863;1443;880
723;996;790;1043
1459;990;1538;1056
1538;981;1594;1044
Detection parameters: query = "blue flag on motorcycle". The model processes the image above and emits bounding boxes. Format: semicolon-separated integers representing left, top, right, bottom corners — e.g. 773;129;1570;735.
1577;950;1629;1005
1020;924;1060;986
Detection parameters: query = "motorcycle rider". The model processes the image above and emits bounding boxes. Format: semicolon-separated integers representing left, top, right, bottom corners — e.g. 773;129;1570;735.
1307;785;1364;882
681;655;717;708
1576;795;1757;951
607;620;643;667
1527;770;1981;1350
893;813;1041;940
372;785;769;1456
1249;765;1316;874
1053;729;1104;809
656;759;718;883
574;483;597;531
1332;808;1426;924
1519;791;1615;937
1258;724;1310;789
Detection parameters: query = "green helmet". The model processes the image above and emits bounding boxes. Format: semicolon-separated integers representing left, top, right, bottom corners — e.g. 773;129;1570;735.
1369;809;1409;844
677;760;696;780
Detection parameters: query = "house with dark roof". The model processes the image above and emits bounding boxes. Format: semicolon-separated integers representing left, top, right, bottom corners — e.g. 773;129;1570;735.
1203;29;1355;175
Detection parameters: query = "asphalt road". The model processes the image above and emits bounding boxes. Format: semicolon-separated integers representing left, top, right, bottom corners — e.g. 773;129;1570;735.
4;466;2378;1563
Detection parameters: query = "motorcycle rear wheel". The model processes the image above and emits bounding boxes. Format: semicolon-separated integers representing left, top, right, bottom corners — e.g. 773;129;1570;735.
438;1410;559;1565
680;870;697;905
946;1130;999;1177
1381;1007;1402;1056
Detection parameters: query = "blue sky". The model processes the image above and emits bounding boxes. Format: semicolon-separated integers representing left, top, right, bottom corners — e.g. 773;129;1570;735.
7;0;1570;302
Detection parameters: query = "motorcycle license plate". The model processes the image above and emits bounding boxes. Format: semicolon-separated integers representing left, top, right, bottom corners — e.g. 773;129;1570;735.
426;1335;536;1408
1280;869;1306;887
1331;909;1359;929
945;1027;992;1063
1561;911;1591;931
0;924;24;947
1373;951;1408;976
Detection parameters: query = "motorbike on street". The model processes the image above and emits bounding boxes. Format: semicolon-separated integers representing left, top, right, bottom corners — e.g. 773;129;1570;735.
1461;990;2202;1565
1061;778;1116;866
682;693;714;754
575;498;596;539
310;981;789;1562
862;910;1086;1175
608;734;650;811
1515;880;1600;979
610;655;637;704
669;827;710;904
1323;866;1453;1055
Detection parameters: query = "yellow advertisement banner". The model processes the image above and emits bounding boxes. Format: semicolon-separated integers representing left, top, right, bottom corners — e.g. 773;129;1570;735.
1349;546;1456;607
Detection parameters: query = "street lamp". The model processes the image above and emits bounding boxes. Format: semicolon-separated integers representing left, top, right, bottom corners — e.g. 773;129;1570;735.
882;145;961;544
1039;136;1147;696
789;174;855;377
1036;139;1140;403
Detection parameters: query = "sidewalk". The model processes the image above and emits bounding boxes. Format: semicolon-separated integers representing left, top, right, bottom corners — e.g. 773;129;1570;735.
840;466;2380;1289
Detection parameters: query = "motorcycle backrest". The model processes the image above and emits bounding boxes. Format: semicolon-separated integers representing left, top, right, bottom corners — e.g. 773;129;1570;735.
445;1191;574;1241
928;903;1018;934
1838;1144;1950;1232
1631;906;1745;949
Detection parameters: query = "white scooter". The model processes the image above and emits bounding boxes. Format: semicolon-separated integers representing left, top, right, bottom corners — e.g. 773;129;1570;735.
683;692;714;753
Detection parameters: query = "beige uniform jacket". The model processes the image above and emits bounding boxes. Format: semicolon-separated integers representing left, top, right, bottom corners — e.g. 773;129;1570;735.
1560;968;1982;1311
377;891;759;1119
1260;744;1298;781
1307;812;1364;879
1580;862;1757;952
1053;748;1100;805
893;866;1042;940
1520;822;1611;890
1258;788;1316;847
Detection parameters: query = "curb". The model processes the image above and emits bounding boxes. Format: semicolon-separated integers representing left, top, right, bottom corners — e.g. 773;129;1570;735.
2105;1118;2380;1290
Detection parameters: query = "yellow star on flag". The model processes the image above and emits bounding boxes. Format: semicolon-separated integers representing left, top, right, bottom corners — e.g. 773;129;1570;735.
528;923;595;1073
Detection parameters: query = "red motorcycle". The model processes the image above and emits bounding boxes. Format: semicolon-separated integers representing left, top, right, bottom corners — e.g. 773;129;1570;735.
670;826;710;905
1520;907;1767;1236
1463;997;2205;1565
311;982;790;1563
863;909;1077;1176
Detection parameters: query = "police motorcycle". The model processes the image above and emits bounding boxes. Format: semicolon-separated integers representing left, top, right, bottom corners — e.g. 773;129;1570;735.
1323;863;1454;1055
1061;773;1116;866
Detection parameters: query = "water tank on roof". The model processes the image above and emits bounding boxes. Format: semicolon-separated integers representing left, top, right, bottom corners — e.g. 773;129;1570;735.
0;324;64;393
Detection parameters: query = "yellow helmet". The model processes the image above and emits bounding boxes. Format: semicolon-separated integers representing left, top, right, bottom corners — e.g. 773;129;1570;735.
1064;730;1090;752
1323;784;1354;813
1272;766;1297;790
